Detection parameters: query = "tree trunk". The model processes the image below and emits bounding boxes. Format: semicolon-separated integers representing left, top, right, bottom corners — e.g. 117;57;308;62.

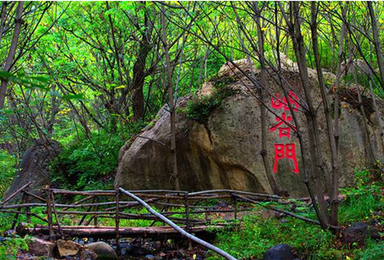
162;6;180;191
254;2;280;195
0;1;23;109
131;38;152;121
310;1;342;226
367;2;384;92
290;2;329;227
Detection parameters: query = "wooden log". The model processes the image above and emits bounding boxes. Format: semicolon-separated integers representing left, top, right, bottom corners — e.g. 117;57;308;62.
153;201;206;208
185;192;190;231
0;203;46;209
19;225;226;239
119;188;236;260
50;189;115;196
0;182;32;206
46;189;54;241
79;197;98;226
189;189;282;199
50;192;63;238
121;194;185;200
232;194;323;226
118;212;204;224
63;196;93;210
21;190;46;203
11;190;30;229
127;190;188;194
115;190;120;255
103;198;160;211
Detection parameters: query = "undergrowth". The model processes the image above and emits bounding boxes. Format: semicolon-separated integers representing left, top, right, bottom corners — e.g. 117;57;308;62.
207;167;384;260
0;150;17;196
50;131;124;191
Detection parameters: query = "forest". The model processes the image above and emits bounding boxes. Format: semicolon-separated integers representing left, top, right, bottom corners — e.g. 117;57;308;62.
1;1;384;260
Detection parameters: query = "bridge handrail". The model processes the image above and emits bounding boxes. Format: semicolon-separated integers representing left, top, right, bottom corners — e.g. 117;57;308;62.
118;187;237;260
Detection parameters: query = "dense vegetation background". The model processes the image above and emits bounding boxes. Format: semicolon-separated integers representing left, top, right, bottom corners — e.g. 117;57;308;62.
1;1;384;259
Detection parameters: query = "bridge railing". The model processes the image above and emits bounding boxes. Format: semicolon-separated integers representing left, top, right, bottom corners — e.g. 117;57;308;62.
0;184;283;240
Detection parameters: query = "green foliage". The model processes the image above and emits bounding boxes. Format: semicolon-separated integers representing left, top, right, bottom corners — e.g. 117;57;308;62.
183;77;237;124
208;212;336;260
339;168;384;224
0;236;28;260
0;151;17;196
208;168;384;260
51;131;124;190
356;240;384;260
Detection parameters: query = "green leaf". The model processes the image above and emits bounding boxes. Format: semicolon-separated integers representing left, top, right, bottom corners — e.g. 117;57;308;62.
62;93;85;100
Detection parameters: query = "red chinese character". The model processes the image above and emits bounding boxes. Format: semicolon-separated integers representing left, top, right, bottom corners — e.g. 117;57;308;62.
271;93;284;110
286;91;299;112
269;112;297;138
271;91;299;112
273;143;299;174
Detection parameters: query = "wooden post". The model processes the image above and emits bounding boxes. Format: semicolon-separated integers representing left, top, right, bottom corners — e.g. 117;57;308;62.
51;191;63;238
94;197;98;227
115;189;120;255
184;192;190;231
233;195;238;221
25;192;31;224
11;193;26;229
46;189;54;241
79;196;95;226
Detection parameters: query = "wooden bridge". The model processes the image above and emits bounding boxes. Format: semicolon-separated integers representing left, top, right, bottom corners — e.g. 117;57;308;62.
0;183;284;259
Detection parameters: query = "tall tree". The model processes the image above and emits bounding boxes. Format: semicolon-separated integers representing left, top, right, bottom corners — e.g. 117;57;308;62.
0;1;23;109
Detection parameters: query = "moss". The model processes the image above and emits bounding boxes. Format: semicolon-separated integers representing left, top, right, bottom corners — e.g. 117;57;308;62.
183;76;238;125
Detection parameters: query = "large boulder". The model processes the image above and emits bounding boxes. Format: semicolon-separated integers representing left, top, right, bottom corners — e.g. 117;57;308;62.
56;239;82;257
26;237;56;257
115;60;384;197
3;140;61;200
85;241;118;260
263;244;295;260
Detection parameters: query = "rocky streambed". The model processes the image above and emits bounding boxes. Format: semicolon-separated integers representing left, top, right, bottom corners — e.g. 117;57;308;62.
16;236;209;260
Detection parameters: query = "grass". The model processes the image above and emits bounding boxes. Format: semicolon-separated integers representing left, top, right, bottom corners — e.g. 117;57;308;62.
206;168;384;260
1;168;383;260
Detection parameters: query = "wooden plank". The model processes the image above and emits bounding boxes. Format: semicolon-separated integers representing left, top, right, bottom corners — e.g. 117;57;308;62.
19;225;226;239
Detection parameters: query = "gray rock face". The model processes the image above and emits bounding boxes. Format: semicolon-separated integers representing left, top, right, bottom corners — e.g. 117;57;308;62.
26;237;55;257
340;59;372;76
3;140;61;200
115;61;384;197
57;239;82;257
342;222;369;245
263;244;295;260
86;241;118;260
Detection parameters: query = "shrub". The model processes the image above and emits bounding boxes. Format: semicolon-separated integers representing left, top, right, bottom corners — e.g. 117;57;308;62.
51;131;124;191
0;150;17;196
339;168;384;224
0;236;28;260
184;78;237;124
356;240;384;260
209;211;336;260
